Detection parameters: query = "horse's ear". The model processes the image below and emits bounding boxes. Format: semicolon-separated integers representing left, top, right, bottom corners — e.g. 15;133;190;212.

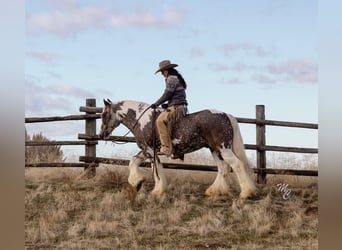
103;98;111;106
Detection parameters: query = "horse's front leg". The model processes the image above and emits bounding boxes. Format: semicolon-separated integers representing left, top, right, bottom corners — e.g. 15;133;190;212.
128;151;147;191
151;158;168;197
146;149;168;197
205;150;230;196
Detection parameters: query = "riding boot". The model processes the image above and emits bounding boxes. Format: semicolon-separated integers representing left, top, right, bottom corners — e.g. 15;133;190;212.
156;110;173;156
157;125;172;156
158;146;172;156
158;133;172;156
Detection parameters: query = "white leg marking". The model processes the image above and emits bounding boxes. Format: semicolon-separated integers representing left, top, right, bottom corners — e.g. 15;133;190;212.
220;148;256;199
128;152;146;189
205;151;230;196
151;160;168;197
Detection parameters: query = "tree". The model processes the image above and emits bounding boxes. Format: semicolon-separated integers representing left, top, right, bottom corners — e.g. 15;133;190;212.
25;129;65;163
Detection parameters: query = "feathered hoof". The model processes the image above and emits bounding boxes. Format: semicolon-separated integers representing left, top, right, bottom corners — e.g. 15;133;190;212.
239;188;257;199
205;186;230;197
151;181;167;197
151;188;165;197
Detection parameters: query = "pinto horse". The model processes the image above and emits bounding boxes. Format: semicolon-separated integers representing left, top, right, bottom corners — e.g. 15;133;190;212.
99;99;256;199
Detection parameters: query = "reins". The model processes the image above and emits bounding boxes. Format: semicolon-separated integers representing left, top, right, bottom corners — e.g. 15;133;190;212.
151;108;160;180
132;106;152;131
111;106;151;144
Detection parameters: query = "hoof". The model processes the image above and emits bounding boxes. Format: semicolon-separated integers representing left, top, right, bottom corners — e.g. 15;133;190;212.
151;189;163;197
151;184;166;197
205;184;230;197
205;188;215;196
239;188;257;199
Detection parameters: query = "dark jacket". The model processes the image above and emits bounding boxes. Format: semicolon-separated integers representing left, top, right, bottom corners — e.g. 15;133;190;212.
154;75;187;107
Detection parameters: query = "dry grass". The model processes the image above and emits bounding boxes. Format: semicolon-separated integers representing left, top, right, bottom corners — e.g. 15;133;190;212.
25;158;318;250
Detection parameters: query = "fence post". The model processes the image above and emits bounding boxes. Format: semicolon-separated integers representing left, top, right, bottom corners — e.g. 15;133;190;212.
84;98;97;177
256;105;267;184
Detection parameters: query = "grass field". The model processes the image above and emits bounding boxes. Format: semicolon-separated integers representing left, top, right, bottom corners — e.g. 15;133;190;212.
25;156;318;249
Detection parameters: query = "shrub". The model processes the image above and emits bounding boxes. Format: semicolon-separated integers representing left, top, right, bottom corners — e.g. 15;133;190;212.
25;129;65;163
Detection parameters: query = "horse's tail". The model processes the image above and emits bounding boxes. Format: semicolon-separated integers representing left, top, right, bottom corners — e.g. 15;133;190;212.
226;114;251;171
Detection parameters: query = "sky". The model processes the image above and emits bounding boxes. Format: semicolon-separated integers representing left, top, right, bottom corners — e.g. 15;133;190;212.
25;0;318;160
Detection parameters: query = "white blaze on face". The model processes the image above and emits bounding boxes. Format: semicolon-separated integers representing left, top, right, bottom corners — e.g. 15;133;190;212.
118;101;151;130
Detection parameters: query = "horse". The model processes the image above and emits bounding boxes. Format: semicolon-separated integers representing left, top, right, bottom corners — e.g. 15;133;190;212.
99;99;257;199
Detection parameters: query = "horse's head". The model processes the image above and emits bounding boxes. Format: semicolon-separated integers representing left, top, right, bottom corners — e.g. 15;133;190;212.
99;99;122;140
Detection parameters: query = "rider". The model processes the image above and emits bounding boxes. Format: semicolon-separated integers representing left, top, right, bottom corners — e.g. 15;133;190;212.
150;60;188;156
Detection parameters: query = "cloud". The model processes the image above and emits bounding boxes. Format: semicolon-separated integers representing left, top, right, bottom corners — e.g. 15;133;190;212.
218;77;244;85
266;59;318;83
209;58;317;85
25;78;73;114
231;62;256;72
27;3;187;37
223;42;276;57
190;47;204;58
251;59;318;85
208;62;256;72
26;5;111;37
252;74;278;85
27;51;61;63
47;83;94;99
25;75;110;115
109;5;187;28
208;63;229;72
25;75;113;142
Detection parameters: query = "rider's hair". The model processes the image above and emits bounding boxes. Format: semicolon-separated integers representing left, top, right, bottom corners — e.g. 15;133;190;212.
166;68;187;89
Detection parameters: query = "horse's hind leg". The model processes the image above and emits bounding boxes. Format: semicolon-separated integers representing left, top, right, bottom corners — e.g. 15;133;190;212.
128;151;146;191
220;148;256;199
205;150;230;196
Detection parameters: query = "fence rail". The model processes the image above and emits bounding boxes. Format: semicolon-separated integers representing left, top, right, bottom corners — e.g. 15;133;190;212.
25;99;318;184
25;141;98;146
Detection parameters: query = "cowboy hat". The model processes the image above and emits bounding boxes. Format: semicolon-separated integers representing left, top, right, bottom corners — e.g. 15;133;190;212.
155;60;178;74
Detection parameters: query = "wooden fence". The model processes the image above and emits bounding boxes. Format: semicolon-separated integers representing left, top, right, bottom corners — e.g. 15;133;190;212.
25;98;318;184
